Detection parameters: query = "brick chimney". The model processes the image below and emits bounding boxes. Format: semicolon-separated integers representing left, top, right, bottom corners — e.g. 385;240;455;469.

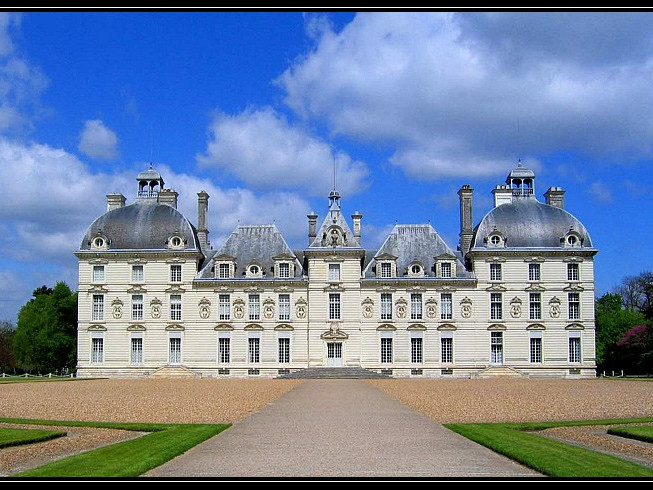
457;185;473;255
197;190;210;251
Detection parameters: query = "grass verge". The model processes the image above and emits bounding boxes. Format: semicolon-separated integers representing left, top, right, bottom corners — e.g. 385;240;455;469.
445;417;653;478
608;425;653;444
0;427;66;449
0;417;229;478
0;377;96;384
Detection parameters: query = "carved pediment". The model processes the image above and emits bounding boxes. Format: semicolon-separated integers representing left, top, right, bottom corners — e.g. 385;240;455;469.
425;297;438;305
485;284;507;292
87;325;107;331
213;285;234;293
377;324;397;331
274;286;295;293
166;285;186;293
526;323;546;330
88;285;108;294
244;323;264;331
214;324;234;331
361;296;374;306
165;257;186;263
563;256;584;263
127;285;147;293
295;296;307;306
438;285;457;292
563;284;585;292
376;285;397;292
437;323;457;331
275;324;294;331
435;253;456;260
565;323;584;330
88;258;109;265
150;297;162;305
321;328;349;340
323;284;345;292
127;258;148;264
244;286;264;293
213;253;236;261
407;324;427;331
407;284;426;292
127;324;146;331
484;256;507;263
395;297;408;305
165;324;185;331
487;324;506;331
525;283;546;292
524;256;546;263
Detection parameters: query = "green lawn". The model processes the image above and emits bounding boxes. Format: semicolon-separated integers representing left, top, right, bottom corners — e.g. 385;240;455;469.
0;418;229;478
608;425;653;444
0;377;92;384
0;427;66;449
445;417;653;478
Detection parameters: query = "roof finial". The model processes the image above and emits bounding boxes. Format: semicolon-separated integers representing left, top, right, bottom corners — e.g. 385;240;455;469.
333;154;337;192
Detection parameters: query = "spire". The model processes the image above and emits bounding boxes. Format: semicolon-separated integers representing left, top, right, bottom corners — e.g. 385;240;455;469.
328;155;341;220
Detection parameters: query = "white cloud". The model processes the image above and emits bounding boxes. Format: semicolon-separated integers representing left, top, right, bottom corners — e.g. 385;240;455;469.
278;12;653;179
78;119;119;161
361;223;395;249
588;181;613;203
197;107;369;197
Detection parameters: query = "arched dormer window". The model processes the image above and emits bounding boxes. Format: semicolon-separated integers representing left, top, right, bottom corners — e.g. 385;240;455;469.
91;233;109;250
408;261;424;277
487;229;505;248
246;263;263;279
168;234;185;250
562;229;582;248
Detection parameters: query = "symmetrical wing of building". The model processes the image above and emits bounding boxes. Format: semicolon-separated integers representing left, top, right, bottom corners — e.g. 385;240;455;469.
76;163;597;378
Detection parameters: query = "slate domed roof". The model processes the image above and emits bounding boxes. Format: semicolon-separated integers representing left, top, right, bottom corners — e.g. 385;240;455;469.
79;201;200;251
472;199;593;250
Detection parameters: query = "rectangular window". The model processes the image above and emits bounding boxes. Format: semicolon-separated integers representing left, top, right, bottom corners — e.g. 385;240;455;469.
410;293;422;320
381;337;393;363
131;294;144;321
380;262;392;278
381;293;393;320
567;263;580;282
218;263;230;279
490;293;502;320
568;292;580;320
440;262;452;278
170;294;182;321
92;294;104;321
278;294;290;321
528;263;541;282
169;337;181;364
248;337;260;363
218;294;230;321
440;293;452;320
248;294;260;321
489;263;502;281
328;263;341;281
491;331;503;364
279;337;290;363
569;337;581;363
132;265;144;282
278;262;290;278
219;338;230;364
92;265;105;282
329;293;341;320
91;338;103;363
411;337;423;363
131;338;143;364
529;293;541;320
170;264;182;283
530;337;542;363
441;337;453;364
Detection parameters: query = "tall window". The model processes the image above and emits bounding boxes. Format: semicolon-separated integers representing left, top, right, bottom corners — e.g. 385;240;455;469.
249;294;260;321
569;336;581;363
92;294;104;321
441;293;452;320
381;293;393;320
441;337;453;363
489;263;502;281
218;294;230;321
380;262;392;278
530;337;542;363
381;337;393;363
328;263;341;281
410;293;422;320
278;294;290;321
567;263;580;281
528;263;541;281
170;294;182;321
91;337;103;363
219;337;230;363
131;338;143;363
92;265;105;282
278;263;290;278
411;337;423;363
132;265;144;282
490;293;502;320
169;337;181;364
529;293;541;320
329;293;341;320
170;264;182;282
248;337;260;363
218;263;230;279
279;337;290;363
568;292;580;320
131;294;144;321
491;331;503;364
440;262;452;278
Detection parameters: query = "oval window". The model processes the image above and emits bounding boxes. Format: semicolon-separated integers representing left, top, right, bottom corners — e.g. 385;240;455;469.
171;237;182;247
411;265;421;274
93;237;105;248
250;265;259;275
567;235;578;246
490;235;501;246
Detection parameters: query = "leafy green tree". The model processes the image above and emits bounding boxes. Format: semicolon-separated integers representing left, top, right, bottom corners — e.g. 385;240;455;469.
0;320;16;373
595;293;645;371
13;283;77;374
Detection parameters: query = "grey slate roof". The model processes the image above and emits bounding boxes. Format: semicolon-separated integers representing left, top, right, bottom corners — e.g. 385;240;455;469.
79;201;200;251
309;196;361;249
472;198;593;249
198;224;303;279
363;224;470;278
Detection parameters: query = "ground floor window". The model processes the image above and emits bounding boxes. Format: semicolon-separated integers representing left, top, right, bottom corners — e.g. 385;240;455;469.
219;337;230;363
91;337;103;363
491;331;503;364
441;336;453;364
279;337;290;363
248;337;260;363
130;338;143;364
569;336;581;363
381;337;393;363
169;337;181;364
411;337;423;363
530;336;542;363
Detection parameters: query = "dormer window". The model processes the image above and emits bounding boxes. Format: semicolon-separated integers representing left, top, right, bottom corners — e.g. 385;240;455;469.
380;262;392;278
91;235;108;250
218;263;231;279
168;235;185;250
246;263;263;278
374;254;397;279
278;262;290;278
562;229;582;248
487;231;505;248
408;262;424;277
435;254;456;278
440;262;452;278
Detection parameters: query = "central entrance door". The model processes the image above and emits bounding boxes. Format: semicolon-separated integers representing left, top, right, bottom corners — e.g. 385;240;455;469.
327;342;343;367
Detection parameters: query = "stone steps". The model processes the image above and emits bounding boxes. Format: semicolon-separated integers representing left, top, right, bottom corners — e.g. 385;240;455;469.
277;367;392;379
475;366;526;378
150;365;199;378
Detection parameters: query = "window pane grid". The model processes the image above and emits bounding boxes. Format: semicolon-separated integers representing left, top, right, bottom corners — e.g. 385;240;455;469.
381;337;393;363
170;294;182;321
219;294;230;320
249;295;260;321
441;337;453;363
91;338;103;363
490;293;502;320
568;293;580;320
380;262;392;278
219;338;230;363
441;262;452;278
131;338;143;363
248;338;260;363
489;263;502;281
278;294;290;321
93;265;104;282
279;338;290;363
169;338;181;364
530;337;542;363
92;295;104;321
569;337;581;363
170;265;182;282
529;293;541;320
441;293;452;320
410;293;422;320
132;265;144;282
528;263;540;281
279;263;290;278
381;293;392;320
218;263;230;278
329;293;341;320
132;295;143;321
411;337;423;363
567;263;579;281
328;264;341;281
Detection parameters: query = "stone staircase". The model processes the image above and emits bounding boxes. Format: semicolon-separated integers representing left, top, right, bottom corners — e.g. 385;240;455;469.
475;366;526;378
150;365;199;378
277;367;392;379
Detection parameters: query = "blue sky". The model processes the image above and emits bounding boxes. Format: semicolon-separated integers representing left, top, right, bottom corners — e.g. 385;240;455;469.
1;11;652;322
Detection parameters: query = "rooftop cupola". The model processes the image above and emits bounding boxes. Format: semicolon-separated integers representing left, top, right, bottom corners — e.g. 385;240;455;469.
137;164;165;200
507;161;535;198
328;188;341;221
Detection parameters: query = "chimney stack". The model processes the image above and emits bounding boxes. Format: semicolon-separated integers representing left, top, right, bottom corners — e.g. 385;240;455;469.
544;186;565;209
158;188;178;209
307;212;318;246
457;185;474;256
197;190;210;251
352;211;362;243
106;193;126;211
492;185;513;207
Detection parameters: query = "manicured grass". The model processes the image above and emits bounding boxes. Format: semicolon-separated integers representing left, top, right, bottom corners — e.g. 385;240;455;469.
0;427;66;448
608;425;653;444
0;417;229;478
445;417;653;478
0;377;95;384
